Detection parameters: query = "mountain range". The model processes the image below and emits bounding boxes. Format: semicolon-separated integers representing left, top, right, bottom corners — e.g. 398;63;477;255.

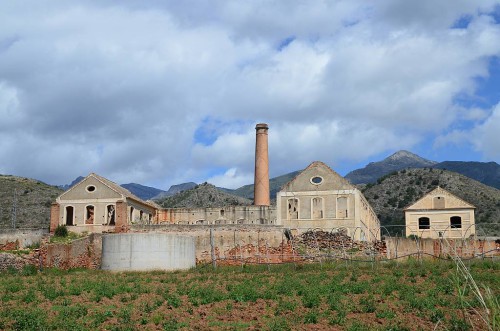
59;150;500;201
1;150;498;234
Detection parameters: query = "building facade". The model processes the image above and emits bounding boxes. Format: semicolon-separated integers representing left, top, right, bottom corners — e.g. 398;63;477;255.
50;173;156;233
404;187;476;239
276;161;380;241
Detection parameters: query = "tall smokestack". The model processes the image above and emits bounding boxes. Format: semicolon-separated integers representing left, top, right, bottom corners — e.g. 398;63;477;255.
254;123;270;206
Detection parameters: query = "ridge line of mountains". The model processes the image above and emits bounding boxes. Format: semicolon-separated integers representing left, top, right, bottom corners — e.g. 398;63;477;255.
74;150;499;201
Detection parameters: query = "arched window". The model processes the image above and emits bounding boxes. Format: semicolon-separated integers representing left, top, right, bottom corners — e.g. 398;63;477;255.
288;198;299;219
418;217;430;230
450;216;462;229
130;207;134;222
85;205;94;224
65;206;74;226
312;197;323;219
337;197;348;218
106;205;115;225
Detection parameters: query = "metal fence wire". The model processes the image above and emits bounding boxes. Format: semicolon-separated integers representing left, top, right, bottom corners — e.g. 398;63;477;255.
203;224;500;268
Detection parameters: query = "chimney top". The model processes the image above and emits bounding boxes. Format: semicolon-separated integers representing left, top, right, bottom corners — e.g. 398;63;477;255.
255;123;269;130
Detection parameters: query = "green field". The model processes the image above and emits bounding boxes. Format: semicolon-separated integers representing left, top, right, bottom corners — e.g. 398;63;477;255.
1;260;499;330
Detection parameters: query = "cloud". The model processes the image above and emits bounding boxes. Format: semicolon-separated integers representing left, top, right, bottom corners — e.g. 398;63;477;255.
0;1;499;190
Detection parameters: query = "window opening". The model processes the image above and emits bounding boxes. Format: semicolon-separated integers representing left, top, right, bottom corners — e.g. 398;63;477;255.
337;197;348;218
312;197;323;219
418;217;430;230
450;216;462;229
65;206;74;226
107;205;115;225
288;198;298;219
311;176;323;185
85;205;94;224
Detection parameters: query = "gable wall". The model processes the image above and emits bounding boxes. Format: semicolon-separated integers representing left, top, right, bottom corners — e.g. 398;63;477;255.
281;164;353;192
59;177;122;201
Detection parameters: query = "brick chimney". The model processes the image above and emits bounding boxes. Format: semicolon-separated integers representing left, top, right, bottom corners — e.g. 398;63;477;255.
254;123;270;206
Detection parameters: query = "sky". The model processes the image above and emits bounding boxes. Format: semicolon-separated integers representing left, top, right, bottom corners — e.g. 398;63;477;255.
0;1;500;190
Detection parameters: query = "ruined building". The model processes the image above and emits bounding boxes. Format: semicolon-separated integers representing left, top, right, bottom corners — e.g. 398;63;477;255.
404;187;476;239
51;123;381;241
50;173;156;234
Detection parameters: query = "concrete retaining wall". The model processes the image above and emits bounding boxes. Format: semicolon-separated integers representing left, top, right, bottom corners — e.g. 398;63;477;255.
0;229;48;249
101;233;195;271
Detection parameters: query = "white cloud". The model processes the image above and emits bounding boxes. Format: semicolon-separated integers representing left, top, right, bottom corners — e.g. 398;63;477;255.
471;103;500;159
0;1;499;189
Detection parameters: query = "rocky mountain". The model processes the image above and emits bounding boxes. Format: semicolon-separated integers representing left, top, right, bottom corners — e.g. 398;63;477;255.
361;168;500;236
432;161;500;189
345;150;437;184
0;175;63;230
156;182;252;208
121;183;167;200
152;182;198;200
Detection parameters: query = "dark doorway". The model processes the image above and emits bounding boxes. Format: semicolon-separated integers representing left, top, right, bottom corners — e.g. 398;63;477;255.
66;206;74;226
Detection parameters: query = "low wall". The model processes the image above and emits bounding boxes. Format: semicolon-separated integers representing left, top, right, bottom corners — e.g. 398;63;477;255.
0;229;48;250
101;233;195;271
131;225;287;264
385;237;500;259
42;234;102;269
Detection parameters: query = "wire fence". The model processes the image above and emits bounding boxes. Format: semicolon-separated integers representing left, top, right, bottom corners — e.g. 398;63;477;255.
199;224;500;269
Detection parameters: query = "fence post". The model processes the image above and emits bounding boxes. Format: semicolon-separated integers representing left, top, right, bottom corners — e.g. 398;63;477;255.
210;228;217;269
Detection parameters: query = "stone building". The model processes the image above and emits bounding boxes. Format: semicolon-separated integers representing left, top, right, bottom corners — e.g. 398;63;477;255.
404;187;476;239
276;161;380;241
50;173;156;233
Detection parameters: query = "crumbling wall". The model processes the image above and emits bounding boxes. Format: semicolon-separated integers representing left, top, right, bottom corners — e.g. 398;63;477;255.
385;237;500;259
130;226;387;265
0;252;40;271
41;233;102;269
0;229;47;249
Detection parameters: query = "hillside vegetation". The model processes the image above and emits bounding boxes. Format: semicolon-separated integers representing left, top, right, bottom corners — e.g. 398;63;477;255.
362;168;500;236
0;175;62;230
156;183;252;208
226;170;301;201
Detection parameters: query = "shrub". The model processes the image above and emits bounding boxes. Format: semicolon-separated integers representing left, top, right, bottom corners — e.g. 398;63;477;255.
54;225;68;237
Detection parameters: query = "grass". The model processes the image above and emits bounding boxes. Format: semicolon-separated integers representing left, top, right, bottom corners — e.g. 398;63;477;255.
0;260;498;330
49;231;85;244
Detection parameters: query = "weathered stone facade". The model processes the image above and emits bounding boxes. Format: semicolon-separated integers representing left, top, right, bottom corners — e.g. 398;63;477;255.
51;173;156;234
156;205;276;225
276;161;380;241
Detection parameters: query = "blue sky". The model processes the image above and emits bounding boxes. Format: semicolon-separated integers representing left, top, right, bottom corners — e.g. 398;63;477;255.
0;1;499;190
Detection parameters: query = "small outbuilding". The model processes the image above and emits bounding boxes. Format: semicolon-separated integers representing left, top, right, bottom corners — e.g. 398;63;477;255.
404;187;475;239
50;173;156;233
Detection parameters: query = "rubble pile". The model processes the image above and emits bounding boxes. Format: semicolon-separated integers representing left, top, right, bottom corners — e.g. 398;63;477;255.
293;230;387;256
